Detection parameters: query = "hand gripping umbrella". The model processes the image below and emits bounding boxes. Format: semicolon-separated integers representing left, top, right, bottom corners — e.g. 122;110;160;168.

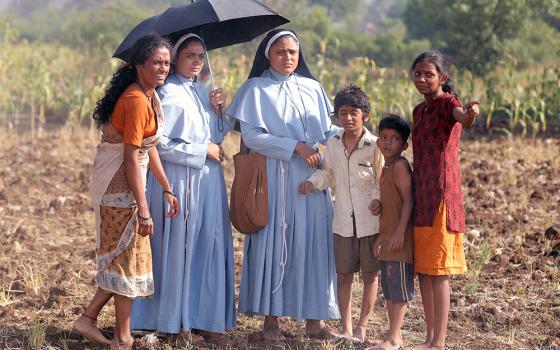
113;0;289;89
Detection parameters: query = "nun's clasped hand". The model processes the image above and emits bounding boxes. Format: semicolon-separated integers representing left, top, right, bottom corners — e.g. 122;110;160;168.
295;142;320;168
207;143;224;163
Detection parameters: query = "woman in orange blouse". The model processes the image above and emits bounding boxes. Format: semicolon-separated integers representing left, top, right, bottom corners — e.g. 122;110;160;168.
73;34;179;350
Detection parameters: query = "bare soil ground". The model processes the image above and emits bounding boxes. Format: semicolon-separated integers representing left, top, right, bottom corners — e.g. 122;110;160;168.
0;127;558;350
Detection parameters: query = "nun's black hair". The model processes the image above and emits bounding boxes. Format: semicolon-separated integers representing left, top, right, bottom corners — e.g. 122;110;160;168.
248;28;316;80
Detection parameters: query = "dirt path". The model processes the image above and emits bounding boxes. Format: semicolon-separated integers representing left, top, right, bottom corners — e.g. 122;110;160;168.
0;128;558;349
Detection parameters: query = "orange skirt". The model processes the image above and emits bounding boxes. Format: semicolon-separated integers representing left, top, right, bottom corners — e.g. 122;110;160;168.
414;200;467;275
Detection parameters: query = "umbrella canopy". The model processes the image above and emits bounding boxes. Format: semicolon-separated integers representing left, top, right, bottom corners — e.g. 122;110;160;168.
113;0;289;62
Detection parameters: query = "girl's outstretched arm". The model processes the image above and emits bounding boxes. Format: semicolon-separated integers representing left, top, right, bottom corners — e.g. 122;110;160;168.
452;101;480;127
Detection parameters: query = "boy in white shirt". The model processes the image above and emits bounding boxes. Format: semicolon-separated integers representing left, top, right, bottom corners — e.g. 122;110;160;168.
299;85;383;343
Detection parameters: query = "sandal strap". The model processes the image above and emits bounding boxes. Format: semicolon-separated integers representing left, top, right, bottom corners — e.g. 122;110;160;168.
81;313;97;322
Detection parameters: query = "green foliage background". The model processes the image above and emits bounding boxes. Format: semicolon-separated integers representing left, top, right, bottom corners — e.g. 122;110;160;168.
0;0;558;135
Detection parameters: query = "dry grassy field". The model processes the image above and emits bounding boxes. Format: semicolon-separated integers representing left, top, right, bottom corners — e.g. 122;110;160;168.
0;127;558;349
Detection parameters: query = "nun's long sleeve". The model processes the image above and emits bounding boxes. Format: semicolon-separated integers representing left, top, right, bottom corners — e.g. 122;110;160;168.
220;114;235;134
321;125;340;145
157;135;207;170
240;121;297;162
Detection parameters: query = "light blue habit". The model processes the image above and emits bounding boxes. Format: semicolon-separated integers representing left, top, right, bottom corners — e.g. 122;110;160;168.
130;74;236;333
226;68;340;320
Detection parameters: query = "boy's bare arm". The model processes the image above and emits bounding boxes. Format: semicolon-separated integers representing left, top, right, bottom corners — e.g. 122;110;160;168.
373;144;384;184
300;147;333;195
387;159;413;252
368;145;384;216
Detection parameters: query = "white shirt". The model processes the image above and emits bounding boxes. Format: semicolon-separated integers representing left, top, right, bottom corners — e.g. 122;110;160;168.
308;127;383;238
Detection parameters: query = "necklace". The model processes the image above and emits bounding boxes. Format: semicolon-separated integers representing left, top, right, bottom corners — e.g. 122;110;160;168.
270;72;309;142
135;81;153;99
380;156;401;184
135;81;158;120
383;157;400;169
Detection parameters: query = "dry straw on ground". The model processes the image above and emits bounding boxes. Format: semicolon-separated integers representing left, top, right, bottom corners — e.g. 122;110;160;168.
0;127;558;349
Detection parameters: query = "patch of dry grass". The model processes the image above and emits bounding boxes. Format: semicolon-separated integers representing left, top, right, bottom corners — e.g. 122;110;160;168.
0;127;558;349
24;322;48;349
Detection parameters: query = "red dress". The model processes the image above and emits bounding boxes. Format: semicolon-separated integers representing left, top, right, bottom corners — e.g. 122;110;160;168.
412;92;465;233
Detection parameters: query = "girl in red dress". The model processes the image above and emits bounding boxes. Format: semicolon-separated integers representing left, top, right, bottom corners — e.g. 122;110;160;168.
409;51;480;350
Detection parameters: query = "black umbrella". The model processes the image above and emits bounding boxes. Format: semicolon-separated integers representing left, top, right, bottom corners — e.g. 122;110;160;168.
114;0;288;129
113;0;289;62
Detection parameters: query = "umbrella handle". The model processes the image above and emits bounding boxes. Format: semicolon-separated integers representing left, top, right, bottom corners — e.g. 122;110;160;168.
206;51;224;132
205;49;216;91
218;105;224;132
202;37;224;132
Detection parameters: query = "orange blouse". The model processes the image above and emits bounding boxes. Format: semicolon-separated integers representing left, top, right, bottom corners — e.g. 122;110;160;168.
111;85;157;146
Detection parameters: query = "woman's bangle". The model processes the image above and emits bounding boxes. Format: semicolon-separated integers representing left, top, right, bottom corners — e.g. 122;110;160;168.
163;190;176;197
137;213;152;221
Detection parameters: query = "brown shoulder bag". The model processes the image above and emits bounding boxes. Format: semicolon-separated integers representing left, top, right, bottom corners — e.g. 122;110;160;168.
230;138;268;233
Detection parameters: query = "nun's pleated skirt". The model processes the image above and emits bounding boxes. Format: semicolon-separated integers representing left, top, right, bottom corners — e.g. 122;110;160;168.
131;160;236;333
239;156;340;320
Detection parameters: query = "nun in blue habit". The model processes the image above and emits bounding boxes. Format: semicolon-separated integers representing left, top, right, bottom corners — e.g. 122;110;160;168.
226;29;341;340
130;33;236;340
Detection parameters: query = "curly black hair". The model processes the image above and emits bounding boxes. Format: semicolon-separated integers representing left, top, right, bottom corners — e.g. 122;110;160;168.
333;84;371;118
92;34;171;128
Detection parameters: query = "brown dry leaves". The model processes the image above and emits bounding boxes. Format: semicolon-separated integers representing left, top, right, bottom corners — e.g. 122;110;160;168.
0;128;559;349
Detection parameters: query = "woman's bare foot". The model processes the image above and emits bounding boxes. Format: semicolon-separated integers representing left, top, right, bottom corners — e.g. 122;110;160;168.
197;330;227;344
411;342;432;350
110;337;133;350
340;331;356;342
72;314;111;345
368;338;402;349
262;316;285;341
262;326;284;340
306;320;341;340
176;330;204;343
353;324;368;343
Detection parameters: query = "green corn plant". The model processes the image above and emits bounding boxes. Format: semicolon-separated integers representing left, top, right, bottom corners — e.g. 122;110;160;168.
485;99;496;130
512;98;522;130
1;32;557;137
